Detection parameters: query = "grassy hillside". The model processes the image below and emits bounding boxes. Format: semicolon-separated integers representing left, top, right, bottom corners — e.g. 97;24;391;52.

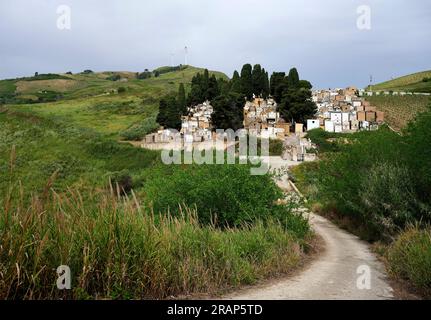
366;95;430;131
369;70;431;93
1;66;228;138
0;65;228;103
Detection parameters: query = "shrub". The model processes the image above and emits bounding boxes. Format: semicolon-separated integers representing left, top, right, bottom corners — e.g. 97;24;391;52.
269;139;285;156
117;87;126;93
143;163;309;237
107;74;121;81
387;226;431;297
359;163;419;237
137;71;152;80
403;104;431;201
107;170;134;194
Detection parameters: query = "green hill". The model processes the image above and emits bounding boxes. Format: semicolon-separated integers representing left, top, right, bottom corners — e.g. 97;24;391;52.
369;70;431;93
0;66;228;137
0;65;228;104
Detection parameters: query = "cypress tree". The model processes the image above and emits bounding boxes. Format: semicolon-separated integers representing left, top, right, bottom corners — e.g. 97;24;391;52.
287;68;300;88
240;64;253;100
252;64;263;97
230;70;241;93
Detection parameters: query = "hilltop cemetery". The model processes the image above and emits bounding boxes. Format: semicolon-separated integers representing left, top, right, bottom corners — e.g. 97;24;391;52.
312;87;385;133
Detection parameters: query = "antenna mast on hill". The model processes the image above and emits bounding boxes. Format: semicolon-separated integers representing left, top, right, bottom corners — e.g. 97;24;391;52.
184;46;188;66
369;74;373;92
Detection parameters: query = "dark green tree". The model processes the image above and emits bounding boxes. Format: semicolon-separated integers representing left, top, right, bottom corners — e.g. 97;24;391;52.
230;70;241;93
252;64;263;97
212;93;244;130
188;73;204;106
298;80;312;90
240;64;253;100
287;68;300;88
262;69;270;98
279;88;317;124
207;75;220;100
270;72;287;102
157;96;182;130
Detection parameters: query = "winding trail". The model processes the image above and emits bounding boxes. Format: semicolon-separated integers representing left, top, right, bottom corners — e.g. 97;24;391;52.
224;157;395;300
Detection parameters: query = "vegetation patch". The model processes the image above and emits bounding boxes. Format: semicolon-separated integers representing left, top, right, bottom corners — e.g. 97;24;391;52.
386;226;431;298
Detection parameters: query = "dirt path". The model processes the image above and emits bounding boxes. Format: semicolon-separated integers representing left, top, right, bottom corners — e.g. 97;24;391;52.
225;212;394;300
224;156;394;300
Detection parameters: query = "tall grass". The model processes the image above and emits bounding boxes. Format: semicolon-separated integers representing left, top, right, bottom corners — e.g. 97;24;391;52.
0;180;309;300
386;226;431;297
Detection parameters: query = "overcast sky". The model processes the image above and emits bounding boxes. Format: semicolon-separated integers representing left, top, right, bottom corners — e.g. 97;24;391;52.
0;0;430;88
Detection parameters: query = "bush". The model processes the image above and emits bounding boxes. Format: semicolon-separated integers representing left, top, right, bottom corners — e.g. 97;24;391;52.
387;227;431;297
137;71;152;80
306;128;341;153
107;74;121;81
143;163;309;237
359;163;419;237
269;139;285;156
423;77;429;82
107;170;134;194
117;87;126;93
120;117;159;141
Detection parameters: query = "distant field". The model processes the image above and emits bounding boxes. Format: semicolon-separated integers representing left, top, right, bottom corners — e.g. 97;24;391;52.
1;65;228;102
370;70;431;93
367;95;430;131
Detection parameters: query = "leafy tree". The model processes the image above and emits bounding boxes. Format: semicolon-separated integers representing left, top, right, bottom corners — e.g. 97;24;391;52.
188;73;205;106
187;70;220;105
279;88;317;124
218;78;231;96
157;95;182;130
207;75;220;100
212;93;244;130
298;80;312;90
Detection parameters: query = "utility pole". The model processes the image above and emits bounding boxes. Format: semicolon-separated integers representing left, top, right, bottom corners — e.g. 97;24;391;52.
369;74;373;92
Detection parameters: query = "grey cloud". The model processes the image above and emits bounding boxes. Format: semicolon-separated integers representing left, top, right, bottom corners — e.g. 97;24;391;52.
0;0;430;88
